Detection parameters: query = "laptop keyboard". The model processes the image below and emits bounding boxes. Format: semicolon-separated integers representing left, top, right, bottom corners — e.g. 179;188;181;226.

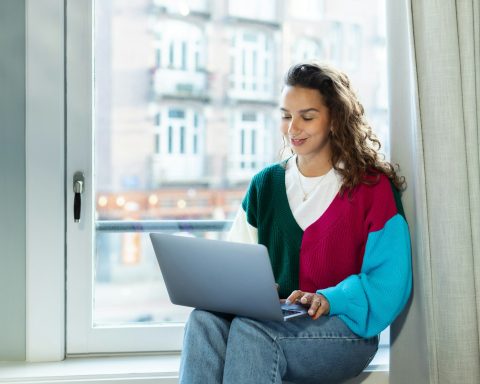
282;309;302;316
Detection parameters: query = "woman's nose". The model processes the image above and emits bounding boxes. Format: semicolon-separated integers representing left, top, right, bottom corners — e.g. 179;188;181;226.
288;119;299;135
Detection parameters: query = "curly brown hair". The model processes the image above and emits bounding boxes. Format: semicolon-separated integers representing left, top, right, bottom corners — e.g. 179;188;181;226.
284;62;406;194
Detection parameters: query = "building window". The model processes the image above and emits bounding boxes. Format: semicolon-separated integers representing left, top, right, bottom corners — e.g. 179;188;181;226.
154;20;205;72
155;134;161;154
154;113;161;154
293;37;324;63
230;110;271;177
330;22;343;64
180;126;186;153
168;109;185;119
154;108;203;157
155;48;161;68
168;125;173;153
229;30;275;101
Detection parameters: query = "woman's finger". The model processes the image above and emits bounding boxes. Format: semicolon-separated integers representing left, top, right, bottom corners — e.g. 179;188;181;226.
308;296;322;316
311;294;330;320
300;292;314;305
285;290;303;304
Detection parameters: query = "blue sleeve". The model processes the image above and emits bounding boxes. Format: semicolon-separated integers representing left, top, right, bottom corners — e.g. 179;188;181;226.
317;213;412;338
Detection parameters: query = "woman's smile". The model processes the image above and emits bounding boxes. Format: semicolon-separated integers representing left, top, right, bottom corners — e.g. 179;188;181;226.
290;137;308;146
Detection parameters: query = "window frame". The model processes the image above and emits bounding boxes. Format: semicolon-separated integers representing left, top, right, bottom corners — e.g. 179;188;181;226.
25;0;66;362
229;29;275;100
65;0;185;354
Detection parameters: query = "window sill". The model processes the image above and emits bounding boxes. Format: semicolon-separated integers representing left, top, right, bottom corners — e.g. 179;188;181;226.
0;347;388;383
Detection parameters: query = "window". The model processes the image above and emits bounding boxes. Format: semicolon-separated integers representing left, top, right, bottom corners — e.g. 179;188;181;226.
345;24;362;70
330;22;344;65
154;20;204;72
153;20;207;99
150;107;204;184
67;0;391;354
229;29;275;101
154;113;161;154
228;110;274;182
293;37;325;63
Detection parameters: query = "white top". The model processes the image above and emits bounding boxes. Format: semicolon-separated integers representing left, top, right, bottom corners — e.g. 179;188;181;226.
228;156;343;243
285;155;342;230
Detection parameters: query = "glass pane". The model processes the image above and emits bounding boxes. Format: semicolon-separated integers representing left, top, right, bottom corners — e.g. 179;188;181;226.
93;0;389;328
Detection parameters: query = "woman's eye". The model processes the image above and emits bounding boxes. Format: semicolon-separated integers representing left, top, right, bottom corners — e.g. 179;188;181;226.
303;116;313;121
281;115;291;120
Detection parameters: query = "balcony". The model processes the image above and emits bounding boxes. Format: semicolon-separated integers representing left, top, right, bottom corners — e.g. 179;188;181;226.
151;0;211;20
153;68;209;102
149;153;206;186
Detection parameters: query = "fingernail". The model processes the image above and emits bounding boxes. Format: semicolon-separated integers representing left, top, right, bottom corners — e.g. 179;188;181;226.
308;310;314;315
285;300;291;305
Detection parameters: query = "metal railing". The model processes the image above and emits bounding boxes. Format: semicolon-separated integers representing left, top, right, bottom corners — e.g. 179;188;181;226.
96;220;233;233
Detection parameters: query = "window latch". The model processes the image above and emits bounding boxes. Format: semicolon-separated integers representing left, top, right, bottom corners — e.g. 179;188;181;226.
73;172;85;223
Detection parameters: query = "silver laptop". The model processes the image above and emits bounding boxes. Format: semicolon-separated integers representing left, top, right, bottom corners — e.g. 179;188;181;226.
149;233;307;321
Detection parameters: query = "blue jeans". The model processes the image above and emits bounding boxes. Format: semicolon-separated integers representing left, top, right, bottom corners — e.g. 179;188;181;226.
179;309;379;384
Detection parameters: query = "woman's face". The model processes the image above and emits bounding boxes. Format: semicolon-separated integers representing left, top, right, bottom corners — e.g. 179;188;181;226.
280;85;332;159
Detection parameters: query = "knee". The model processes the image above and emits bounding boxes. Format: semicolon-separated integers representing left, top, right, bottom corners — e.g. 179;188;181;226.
186;309;234;332
183;310;215;342
230;317;272;341
230;316;252;332
188;309;211;323
186;309;217;329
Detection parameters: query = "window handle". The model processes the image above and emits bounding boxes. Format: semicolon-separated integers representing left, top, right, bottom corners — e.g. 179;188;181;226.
73;172;85;223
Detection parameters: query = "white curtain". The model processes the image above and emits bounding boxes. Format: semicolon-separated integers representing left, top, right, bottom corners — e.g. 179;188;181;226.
387;0;480;383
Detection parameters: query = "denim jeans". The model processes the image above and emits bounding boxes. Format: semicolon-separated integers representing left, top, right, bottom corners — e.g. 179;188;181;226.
179;309;379;384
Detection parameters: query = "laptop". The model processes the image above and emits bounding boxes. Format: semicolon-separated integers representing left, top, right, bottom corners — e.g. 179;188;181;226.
149;232;308;321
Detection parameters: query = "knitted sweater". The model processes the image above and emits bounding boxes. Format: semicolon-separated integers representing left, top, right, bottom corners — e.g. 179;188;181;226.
229;163;412;338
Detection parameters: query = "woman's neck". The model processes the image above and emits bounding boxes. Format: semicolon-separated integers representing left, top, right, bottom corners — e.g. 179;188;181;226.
296;153;333;177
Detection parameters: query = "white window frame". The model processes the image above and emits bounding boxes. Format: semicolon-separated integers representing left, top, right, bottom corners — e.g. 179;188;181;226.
65;0;184;354
154;20;204;72
151;107;204;183
229;29;274;100
25;0;65;362
229;110;273;181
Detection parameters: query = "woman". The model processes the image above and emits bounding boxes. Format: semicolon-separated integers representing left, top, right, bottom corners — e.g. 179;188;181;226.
179;63;412;384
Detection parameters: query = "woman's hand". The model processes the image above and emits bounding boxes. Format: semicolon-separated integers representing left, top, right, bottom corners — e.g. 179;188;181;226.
286;290;330;320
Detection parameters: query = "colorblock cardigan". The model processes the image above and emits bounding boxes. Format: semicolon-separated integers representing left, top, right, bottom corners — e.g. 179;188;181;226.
229;163;412;338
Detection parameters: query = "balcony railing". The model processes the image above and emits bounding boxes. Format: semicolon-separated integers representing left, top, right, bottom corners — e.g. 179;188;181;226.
96;219;232;233
153;69;208;100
